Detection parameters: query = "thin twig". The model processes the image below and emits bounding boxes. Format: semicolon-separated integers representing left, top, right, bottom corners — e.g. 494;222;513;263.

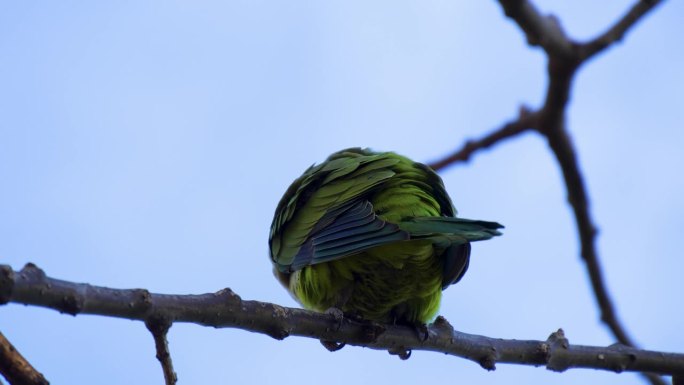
428;107;539;171
0;331;49;385
2;264;684;377
579;0;665;61
145;317;177;385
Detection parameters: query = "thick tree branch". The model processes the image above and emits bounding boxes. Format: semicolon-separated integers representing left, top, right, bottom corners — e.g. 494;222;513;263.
497;0;574;57
2;264;684;378
0;331;49;385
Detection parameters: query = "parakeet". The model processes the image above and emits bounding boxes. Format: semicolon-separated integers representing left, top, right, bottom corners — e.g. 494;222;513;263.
269;148;502;325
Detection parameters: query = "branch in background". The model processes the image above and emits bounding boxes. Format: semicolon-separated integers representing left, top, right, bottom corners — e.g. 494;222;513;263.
428;107;539;171
430;2;665;384
496;0;573;57
579;0;664;61
2;264;684;378
145;317;177;385
0;331;49;385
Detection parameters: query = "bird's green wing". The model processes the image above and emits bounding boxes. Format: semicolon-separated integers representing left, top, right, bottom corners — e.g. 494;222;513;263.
269;148;504;278
288;199;409;271
270;150;409;272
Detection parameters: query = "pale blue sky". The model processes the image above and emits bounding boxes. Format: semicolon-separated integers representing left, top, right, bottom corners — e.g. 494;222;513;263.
1;2;683;384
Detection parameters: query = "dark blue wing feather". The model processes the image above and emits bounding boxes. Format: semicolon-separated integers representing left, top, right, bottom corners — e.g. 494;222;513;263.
289;200;409;271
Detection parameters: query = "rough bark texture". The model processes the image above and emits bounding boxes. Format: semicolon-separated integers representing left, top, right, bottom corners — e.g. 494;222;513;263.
2;264;684;378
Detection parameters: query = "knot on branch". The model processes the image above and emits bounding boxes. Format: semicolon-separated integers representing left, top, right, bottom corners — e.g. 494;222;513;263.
126;289;153;316
433;316;454;334
545;328;571;372
264;304;291;340
20;263;46;280
21;263;86;315
0;265;15;304
19;262;46;281
215;288;242;304
60;292;85;316
478;347;499;371
607;343;638;373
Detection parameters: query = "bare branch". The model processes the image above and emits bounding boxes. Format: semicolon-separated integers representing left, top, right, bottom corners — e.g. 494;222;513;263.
0;331;49;385
497;0;574;57
445;3;667;384
543;120;625;341
428;107;539;171
527;0;660;361
579;0;665;61
145;317;177;385
2;264;684;378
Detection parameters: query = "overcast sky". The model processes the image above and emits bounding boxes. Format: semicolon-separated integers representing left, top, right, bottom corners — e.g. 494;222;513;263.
1;1;683;384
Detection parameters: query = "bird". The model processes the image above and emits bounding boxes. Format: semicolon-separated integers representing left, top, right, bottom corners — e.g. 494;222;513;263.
269;148;502;326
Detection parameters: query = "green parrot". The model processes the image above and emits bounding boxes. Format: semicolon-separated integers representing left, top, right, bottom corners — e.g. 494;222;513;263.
269;148;502;325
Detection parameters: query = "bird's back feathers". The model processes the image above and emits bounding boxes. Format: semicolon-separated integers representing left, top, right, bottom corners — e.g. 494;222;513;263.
269;148;502;323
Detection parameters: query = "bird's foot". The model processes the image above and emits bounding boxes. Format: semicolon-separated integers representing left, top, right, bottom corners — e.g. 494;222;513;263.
320;307;347;352
320;340;346;352
388;346;412;360
392;317;430;342
413;323;429;342
324;307;345;331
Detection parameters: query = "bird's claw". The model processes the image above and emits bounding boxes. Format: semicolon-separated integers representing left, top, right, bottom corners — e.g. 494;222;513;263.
320;340;346;352
320;307;346;352
324;307;345;331
388;346;412;360
414;323;429;342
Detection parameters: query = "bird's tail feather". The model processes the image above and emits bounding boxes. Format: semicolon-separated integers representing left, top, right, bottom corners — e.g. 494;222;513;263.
399;217;503;242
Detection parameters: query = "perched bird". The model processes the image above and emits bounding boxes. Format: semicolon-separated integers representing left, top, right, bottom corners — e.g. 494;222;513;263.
269;148;502;325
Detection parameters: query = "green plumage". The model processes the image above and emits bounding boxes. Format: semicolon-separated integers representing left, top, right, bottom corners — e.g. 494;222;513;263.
269;148;502;324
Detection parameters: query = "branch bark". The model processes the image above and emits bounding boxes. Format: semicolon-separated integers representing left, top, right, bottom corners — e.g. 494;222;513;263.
0;331;49;385
423;3;666;383
145;317;177;385
579;0;665;61
428;107;539;171
2;264;684;378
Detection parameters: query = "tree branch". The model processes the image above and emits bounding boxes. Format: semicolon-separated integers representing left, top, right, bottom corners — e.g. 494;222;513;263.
497;0;576;58
2;264;684;378
428;107;539;171
0;331;49;385
145;317;177;385
434;2;667;384
579;0;664;61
